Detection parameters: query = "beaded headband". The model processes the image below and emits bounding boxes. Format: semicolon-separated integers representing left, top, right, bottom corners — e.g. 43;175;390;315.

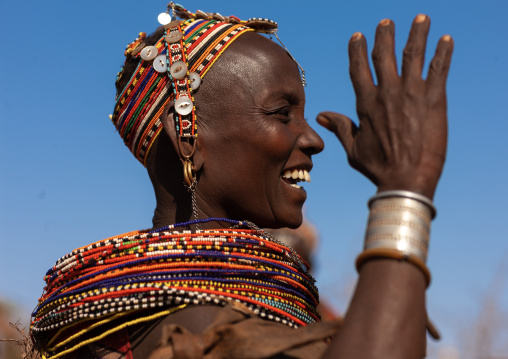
111;2;305;166
112;3;282;166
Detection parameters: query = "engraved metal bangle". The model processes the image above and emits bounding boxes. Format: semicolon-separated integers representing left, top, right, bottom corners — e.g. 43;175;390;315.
368;190;437;219
364;196;432;263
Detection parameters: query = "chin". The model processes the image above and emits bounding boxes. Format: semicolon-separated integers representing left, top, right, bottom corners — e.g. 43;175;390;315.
259;209;304;230
282;216;304;229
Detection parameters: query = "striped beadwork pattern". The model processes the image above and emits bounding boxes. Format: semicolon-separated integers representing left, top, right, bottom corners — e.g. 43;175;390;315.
112;18;253;166
31;223;320;358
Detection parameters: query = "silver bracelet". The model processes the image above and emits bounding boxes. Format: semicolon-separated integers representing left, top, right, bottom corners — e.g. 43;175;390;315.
364;191;435;264
368;190;437;219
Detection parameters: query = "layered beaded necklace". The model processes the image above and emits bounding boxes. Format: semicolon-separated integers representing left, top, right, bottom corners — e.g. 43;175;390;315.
31;218;320;358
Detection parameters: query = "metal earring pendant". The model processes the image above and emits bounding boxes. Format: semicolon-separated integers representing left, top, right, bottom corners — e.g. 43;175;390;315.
183;159;196;187
188;179;199;229
182;159;199;229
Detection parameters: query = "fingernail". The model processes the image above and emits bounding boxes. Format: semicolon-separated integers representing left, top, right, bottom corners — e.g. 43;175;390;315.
351;32;362;41
379;19;390;26
442;34;452;41
415;14;427;23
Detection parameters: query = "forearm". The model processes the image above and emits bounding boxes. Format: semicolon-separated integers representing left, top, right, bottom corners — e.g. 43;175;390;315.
323;259;427;359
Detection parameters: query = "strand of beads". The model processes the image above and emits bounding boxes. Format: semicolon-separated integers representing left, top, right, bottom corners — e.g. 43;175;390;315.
31;219;320;358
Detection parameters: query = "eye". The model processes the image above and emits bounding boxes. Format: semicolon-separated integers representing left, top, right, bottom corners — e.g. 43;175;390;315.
267;106;290;123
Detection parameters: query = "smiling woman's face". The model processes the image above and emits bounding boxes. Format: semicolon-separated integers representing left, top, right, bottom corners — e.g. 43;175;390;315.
193;32;324;229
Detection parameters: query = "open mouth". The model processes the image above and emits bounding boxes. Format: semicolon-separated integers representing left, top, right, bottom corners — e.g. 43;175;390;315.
281;169;311;190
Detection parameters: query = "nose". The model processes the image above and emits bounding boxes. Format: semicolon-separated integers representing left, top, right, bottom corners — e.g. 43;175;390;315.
298;120;325;156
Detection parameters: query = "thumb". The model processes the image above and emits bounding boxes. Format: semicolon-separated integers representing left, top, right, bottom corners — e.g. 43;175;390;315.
317;111;357;156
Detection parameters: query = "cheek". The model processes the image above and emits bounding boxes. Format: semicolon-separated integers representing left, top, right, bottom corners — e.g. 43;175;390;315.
252;122;295;159
214;120;294;170
242;130;294;183
209;132;291;203
199;115;296;195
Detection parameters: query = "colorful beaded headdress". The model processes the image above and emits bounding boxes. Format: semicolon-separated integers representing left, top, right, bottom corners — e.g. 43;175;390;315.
111;2;304;166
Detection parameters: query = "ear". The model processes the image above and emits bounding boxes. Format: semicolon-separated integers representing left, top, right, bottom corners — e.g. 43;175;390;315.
159;100;204;172
159;100;178;150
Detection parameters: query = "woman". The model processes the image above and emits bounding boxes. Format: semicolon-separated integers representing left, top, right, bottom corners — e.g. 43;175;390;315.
30;3;453;358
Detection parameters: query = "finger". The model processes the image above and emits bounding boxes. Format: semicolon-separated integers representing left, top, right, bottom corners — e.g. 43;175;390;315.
402;14;431;82
317;112;358;156
426;35;454;92
348;32;375;99
372;19;399;86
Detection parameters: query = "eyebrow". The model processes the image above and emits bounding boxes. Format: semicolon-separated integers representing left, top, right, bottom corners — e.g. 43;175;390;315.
275;90;304;105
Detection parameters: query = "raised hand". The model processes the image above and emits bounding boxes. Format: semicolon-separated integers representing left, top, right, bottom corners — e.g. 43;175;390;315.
318;15;454;199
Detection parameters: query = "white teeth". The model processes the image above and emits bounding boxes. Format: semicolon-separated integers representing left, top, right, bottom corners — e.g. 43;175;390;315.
282;169;311;183
290;184;302;189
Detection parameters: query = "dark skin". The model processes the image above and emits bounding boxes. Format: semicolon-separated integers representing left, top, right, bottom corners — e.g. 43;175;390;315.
143;14;453;359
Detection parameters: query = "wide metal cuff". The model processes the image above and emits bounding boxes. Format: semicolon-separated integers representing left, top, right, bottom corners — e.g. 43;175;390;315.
364;193;433;263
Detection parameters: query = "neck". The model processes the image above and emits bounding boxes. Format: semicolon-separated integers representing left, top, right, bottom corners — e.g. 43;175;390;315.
148;134;195;229
151;183;234;231
151;178;191;229
147;135;237;231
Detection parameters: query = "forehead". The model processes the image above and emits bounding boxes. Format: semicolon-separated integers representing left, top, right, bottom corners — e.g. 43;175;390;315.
202;32;304;103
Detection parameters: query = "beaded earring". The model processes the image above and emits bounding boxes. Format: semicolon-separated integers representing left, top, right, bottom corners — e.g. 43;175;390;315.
157;3;202;226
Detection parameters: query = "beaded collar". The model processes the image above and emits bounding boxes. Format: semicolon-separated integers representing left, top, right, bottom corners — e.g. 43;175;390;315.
31;218;320;358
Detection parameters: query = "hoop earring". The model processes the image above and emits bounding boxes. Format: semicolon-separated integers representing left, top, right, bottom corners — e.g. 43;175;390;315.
182;159;195;187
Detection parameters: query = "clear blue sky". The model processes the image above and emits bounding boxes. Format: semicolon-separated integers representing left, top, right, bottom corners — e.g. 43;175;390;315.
1;0;507;356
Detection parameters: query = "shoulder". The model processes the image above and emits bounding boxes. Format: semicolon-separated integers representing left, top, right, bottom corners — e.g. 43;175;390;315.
129;305;223;357
129;303;340;359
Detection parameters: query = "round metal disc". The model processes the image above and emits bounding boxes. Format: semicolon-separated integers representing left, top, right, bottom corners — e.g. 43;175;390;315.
157;12;172;25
